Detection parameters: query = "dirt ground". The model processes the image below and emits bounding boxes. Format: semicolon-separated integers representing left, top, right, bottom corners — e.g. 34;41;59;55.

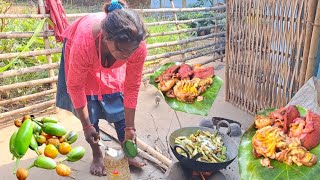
0;56;254;180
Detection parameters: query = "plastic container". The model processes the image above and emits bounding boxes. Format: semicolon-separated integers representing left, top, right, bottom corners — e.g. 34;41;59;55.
104;148;131;180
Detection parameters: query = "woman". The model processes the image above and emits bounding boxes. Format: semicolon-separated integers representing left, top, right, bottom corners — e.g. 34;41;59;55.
56;0;147;176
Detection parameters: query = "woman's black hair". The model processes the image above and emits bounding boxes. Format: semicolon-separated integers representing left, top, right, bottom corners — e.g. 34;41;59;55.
102;0;147;44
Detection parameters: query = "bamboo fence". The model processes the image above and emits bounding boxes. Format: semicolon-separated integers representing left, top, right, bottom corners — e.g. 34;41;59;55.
0;2;226;125
225;0;320;115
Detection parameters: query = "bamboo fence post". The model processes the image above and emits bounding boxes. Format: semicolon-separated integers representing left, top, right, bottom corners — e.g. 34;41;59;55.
169;0;186;58
0;100;56;119
38;0;57;107
305;1;320;82
225;0;230;101
299;0;318;87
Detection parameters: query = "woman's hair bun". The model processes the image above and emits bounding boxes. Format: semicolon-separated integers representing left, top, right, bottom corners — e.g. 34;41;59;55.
103;0;127;14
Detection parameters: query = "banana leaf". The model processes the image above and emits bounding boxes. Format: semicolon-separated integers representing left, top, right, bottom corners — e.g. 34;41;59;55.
239;106;320;180
149;62;223;116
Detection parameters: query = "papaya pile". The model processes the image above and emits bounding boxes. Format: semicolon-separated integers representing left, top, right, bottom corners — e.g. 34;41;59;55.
10;115;85;180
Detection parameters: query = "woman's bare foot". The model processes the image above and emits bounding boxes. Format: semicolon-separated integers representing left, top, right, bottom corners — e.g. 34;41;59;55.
128;158;146;168
90;143;107;176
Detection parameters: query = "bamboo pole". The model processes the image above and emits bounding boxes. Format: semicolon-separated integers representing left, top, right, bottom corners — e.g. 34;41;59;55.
0;48;61;60
38;0;57;102
0;63;59;78
0;99;55;119
146;15;225;27
0;76;58;91
148;24;223;37
0;31;54;39
99;125;170;170
305;2;320;82
146;42;224;61
0;6;226;19
147;32;225;49
101;124;172;167
169;0;185;58
143;47;225;75
299;0;318;87
0;89;56;106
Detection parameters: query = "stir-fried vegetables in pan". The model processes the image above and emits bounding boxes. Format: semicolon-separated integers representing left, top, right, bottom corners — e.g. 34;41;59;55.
175;130;228;163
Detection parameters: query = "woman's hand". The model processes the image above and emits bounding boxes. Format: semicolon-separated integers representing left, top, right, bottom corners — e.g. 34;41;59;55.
124;127;136;142
83;125;100;144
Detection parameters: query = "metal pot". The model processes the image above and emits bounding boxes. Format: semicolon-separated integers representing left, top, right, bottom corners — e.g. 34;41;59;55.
169;120;238;172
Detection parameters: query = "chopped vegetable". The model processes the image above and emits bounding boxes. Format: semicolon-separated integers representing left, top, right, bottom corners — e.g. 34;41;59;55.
175;130;228;163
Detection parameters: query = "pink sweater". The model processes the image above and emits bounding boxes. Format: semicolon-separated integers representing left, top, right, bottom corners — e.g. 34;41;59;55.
62;12;147;109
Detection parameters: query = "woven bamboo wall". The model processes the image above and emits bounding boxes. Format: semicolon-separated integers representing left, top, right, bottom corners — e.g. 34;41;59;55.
226;0;320;114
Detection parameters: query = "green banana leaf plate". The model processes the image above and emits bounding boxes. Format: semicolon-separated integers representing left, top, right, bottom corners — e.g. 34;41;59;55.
149;62;223;116
239;106;320;180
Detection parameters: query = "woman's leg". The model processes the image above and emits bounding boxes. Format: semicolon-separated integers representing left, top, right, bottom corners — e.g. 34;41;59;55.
114;119;125;143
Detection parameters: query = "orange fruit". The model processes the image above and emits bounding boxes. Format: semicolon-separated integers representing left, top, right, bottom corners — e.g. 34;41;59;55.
44;144;59;159
56;163;71;176
16;168;28;180
58;142;72;155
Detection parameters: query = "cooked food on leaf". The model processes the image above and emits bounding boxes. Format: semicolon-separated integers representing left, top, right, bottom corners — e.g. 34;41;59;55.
252;105;320;168
154;63;214;103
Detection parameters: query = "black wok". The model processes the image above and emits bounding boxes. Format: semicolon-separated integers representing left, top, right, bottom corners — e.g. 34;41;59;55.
169;120;238;172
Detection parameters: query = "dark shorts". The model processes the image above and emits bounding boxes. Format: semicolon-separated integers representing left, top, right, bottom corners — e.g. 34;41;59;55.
56;39;126;142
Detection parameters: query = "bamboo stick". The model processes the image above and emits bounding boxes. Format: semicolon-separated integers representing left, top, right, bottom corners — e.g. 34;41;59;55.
0;89;56;106
146;42;224;61
148;25;224;37
146;15;225;27
0;31;55;39
305;1;320;82
0;63;59;78
0;48;61;60
169;0;185;58
143;47;225;75
99;126;169;170
38;0;57;104
147;32;225;49
0;99;55;119
101;124;172;167
0;76;58;91
225;0;230;101
299;0;318;87
0;14;50;19
0;6;226;19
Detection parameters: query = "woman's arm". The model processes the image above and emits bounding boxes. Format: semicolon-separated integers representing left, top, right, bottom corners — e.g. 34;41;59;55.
123;42;147;139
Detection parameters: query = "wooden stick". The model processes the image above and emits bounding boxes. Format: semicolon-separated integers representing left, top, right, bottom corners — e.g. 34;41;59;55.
0;76;58;91
0;89;56;106
0;31;54;39
148;25;224;37
146;42;224;61
305;1;320;82
101;124;172;167
0;48;61;59
0;63;59;78
147;32;225;49
146;15;225;27
38;0;57;104
0;14;50;19
0;99;55;119
99;126;168;171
